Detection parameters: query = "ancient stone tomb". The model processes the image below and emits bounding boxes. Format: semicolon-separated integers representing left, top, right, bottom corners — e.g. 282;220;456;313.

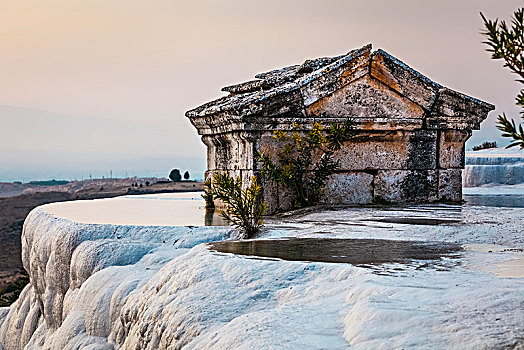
186;44;494;214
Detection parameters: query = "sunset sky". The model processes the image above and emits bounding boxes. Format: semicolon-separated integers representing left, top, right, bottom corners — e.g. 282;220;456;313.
0;0;522;181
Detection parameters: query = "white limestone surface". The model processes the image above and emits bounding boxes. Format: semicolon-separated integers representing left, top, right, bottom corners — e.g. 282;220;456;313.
0;196;232;350
0;196;523;349
464;147;524;187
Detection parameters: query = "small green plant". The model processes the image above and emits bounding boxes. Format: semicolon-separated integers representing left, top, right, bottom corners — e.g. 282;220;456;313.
202;178;215;209
481;8;524;149
256;120;355;209
208;172;266;238
184;171;190;180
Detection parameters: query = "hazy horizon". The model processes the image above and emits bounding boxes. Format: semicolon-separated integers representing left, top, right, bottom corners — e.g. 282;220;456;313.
0;105;206;182
1;1;523;182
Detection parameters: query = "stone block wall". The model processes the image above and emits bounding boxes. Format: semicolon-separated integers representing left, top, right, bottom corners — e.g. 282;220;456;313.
257;130;471;213
203;128;472;213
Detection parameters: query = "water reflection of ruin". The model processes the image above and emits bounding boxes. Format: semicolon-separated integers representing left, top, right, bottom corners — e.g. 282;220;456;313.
187;44;494;214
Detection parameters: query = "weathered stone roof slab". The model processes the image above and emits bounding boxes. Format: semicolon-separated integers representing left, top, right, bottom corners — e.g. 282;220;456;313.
186;45;372;120
299;45;371;107
187;44;495;135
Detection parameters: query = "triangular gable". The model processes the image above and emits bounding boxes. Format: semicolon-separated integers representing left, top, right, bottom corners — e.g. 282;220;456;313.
187;44;494;135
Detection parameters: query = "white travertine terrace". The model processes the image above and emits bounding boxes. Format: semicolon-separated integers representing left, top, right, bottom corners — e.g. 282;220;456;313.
463;147;524;187
0;194;523;349
43;193;223;227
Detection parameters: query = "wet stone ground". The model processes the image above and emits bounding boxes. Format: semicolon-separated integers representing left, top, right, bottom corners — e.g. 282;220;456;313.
208;238;462;268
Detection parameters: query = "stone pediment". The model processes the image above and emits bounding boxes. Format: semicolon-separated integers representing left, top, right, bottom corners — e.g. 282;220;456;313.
186;44;494;135
306;75;425;131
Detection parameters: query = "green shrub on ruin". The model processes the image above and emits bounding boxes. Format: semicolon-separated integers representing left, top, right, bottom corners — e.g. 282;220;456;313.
202;178;215;209
256;120;355;209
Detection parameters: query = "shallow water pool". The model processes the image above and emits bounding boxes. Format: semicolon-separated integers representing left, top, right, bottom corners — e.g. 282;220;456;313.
43;192;229;226
208;238;462;266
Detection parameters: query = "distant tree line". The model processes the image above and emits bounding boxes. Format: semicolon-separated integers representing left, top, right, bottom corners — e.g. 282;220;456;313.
472;141;497;151
28;179;69;186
